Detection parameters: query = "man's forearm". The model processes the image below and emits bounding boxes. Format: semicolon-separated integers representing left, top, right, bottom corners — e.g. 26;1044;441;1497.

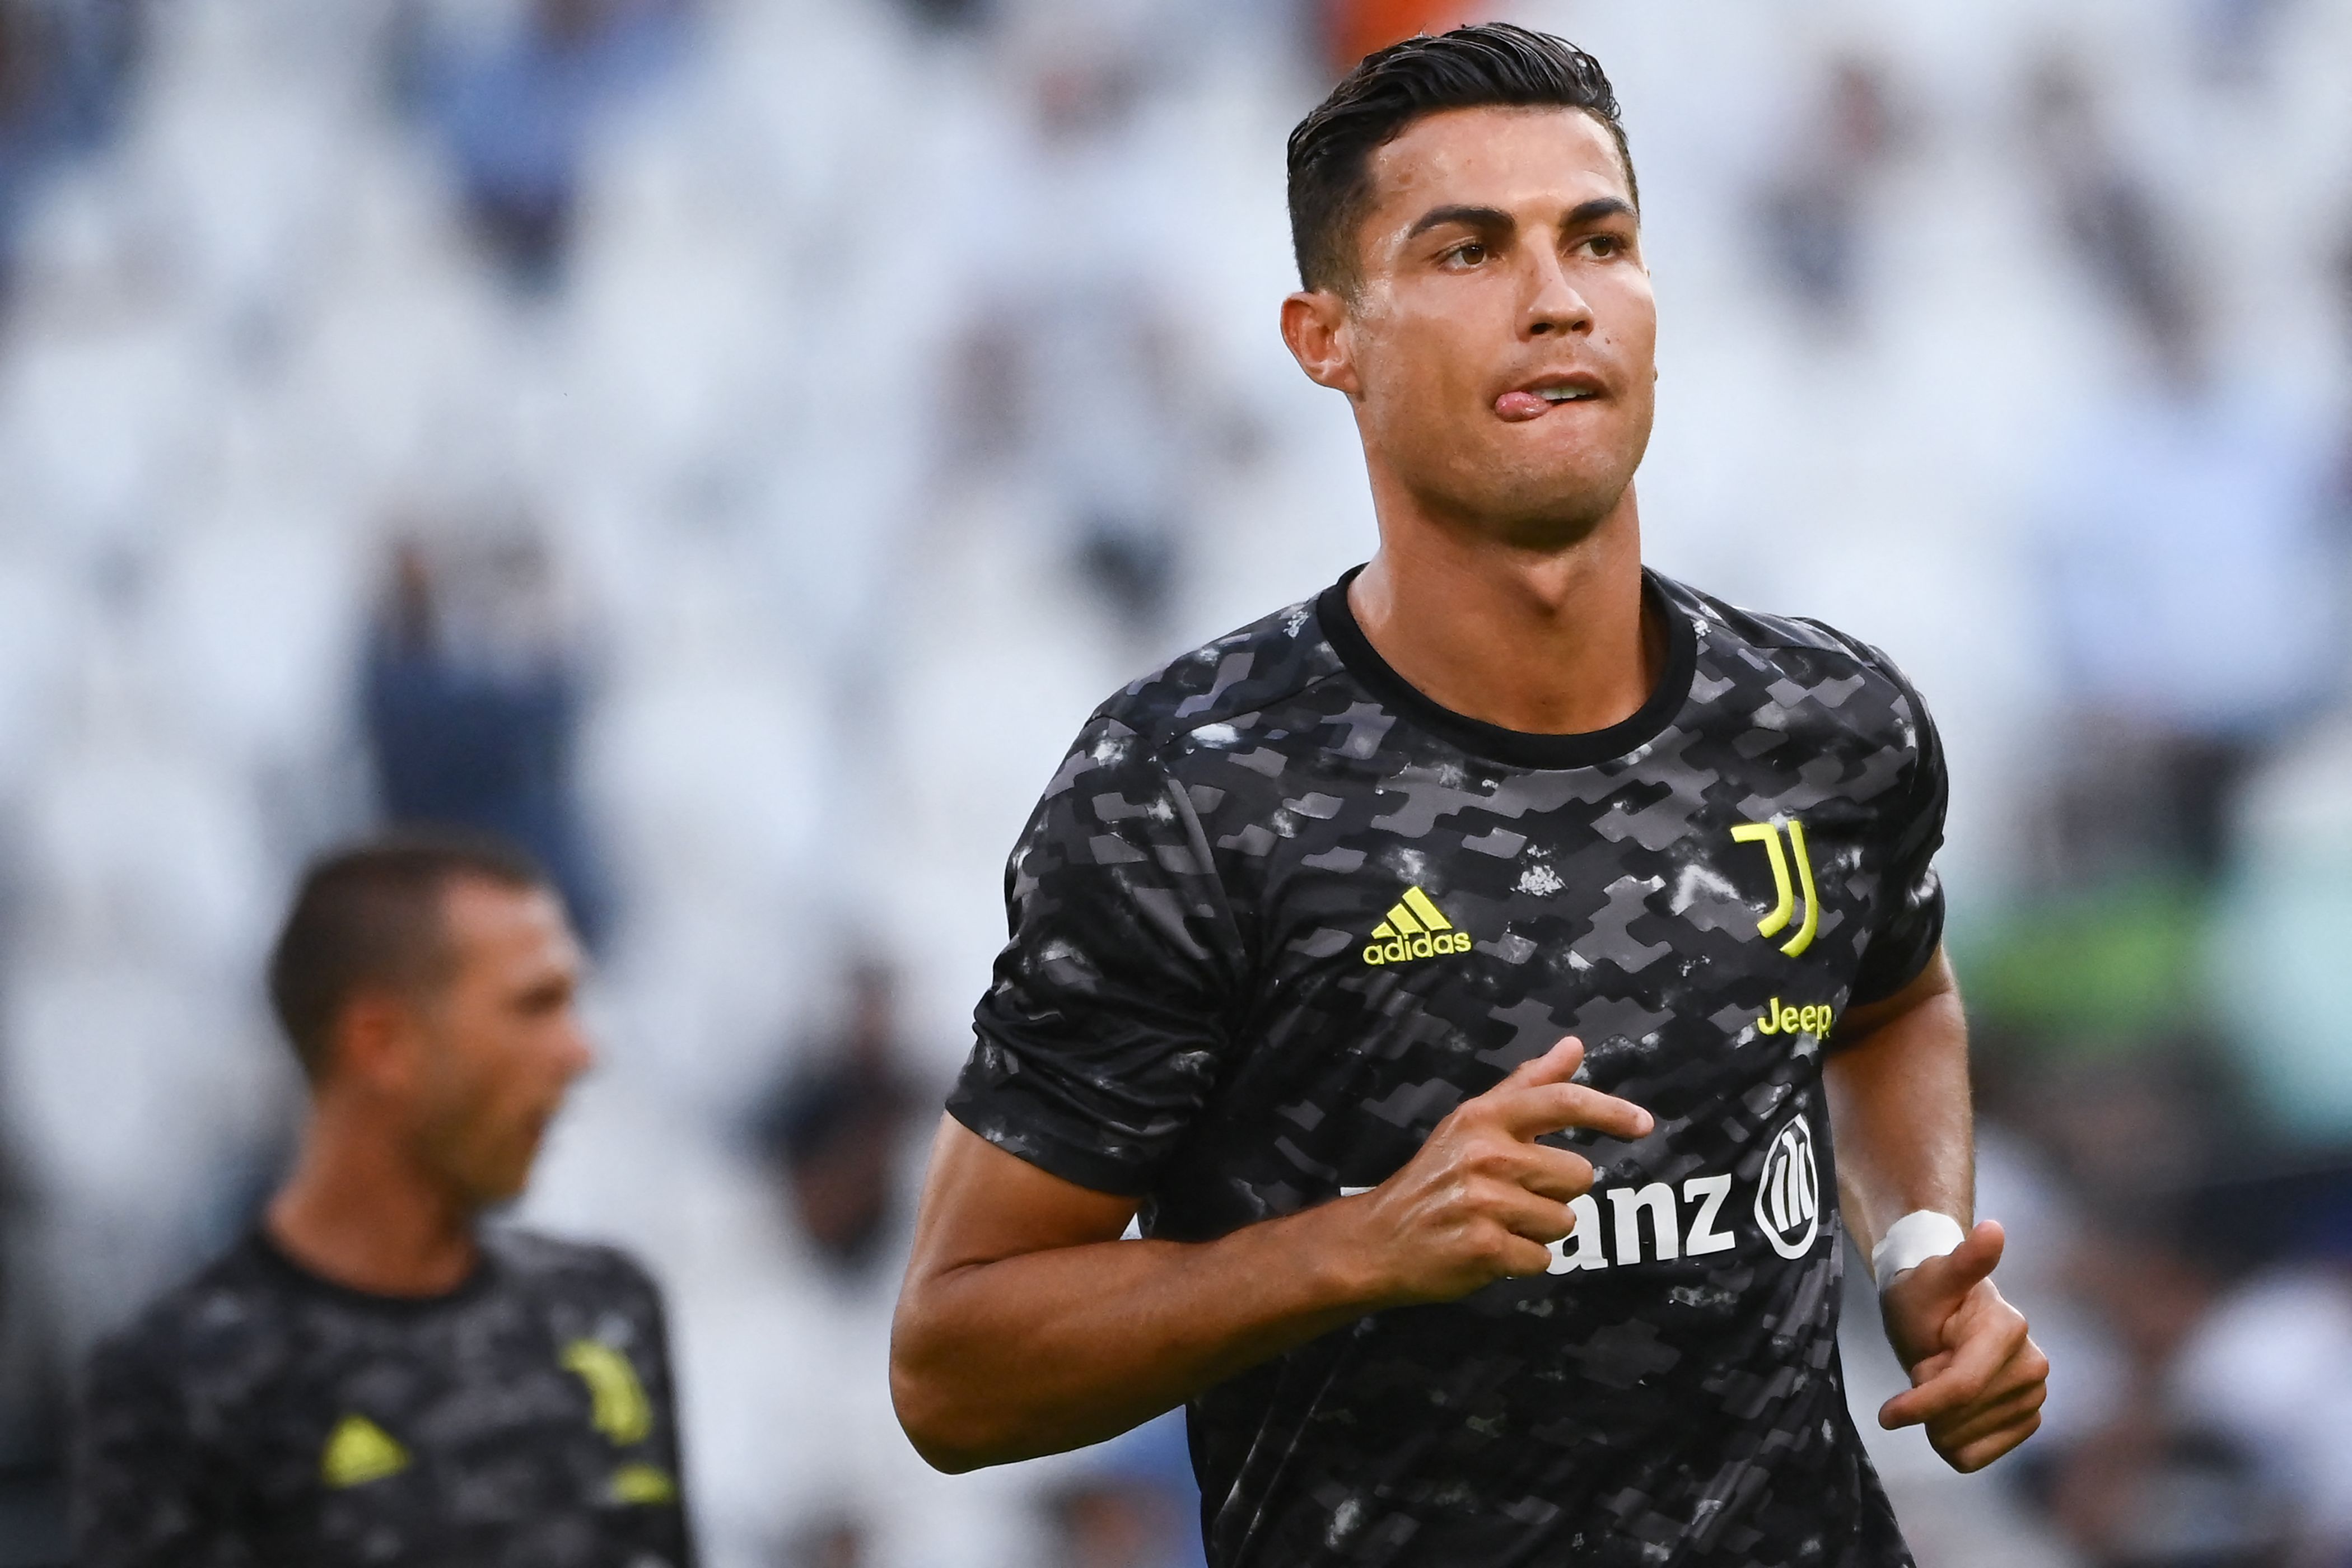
1823;951;1972;1270
890;1201;1375;1471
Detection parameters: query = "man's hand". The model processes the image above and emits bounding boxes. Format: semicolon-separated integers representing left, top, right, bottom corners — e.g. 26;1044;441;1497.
1341;1036;1653;1307
1877;1219;2049;1472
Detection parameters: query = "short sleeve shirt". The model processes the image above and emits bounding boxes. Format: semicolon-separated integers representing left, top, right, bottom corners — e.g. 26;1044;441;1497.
73;1229;697;1568
949;568;1945;1568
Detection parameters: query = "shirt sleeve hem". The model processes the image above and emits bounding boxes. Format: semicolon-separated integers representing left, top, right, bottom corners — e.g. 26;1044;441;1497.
1846;898;1947;1009
944;1099;1154;1200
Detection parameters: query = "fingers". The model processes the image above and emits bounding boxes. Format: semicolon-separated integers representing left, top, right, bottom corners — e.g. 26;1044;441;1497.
1883;1219;2005;1311
1929;1379;2047;1454
1488;1230;1558;1280
1502;1035;1585;1089
1879;1305;2030;1429
1945;1411;2042;1473
1476;1182;1579;1248
1473;1037;1653;1143
1516;1146;1597;1205
1490;1081;1655;1143
1940;1219;2005;1291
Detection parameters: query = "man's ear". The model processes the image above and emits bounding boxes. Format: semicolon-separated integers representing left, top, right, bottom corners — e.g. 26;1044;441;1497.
328;991;421;1098
1281;289;1361;397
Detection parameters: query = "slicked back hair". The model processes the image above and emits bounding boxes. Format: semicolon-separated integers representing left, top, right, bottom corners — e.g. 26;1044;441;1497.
1286;24;1635;298
267;833;550;1082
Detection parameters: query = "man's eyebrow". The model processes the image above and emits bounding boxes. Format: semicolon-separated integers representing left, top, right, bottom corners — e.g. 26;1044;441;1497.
1564;197;1637;228
1404;203;1514;241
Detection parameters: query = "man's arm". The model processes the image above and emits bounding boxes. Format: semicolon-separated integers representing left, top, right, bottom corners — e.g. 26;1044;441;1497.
1826;948;2048;1473
889;1035;1651;1472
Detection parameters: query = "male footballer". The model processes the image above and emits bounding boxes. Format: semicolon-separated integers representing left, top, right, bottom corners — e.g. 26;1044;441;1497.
892;25;2046;1566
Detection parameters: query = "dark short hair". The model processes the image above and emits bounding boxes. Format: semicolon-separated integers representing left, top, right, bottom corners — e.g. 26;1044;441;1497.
267;833;550;1080
1286;24;1636;296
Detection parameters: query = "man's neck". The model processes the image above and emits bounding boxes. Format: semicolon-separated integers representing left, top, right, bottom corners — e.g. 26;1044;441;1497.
1348;486;1658;736
266;1101;479;1298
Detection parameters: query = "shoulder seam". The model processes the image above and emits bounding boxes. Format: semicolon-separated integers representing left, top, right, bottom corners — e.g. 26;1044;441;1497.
1137;661;1359;763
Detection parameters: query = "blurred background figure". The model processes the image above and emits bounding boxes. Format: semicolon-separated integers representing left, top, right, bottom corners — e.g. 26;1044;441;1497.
5;2;2352;1566
938;3;1247;640
397;0;692;292
0;0;144;306
753;959;916;1277
1316;1;1487;77
2026;54;2346;888
1756;54;1902;327
1040;1418;1203;1568
362;526;610;948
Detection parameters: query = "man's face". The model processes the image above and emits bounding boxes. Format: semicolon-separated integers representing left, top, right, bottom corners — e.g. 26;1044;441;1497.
407;879;592;1207
1294;106;1656;543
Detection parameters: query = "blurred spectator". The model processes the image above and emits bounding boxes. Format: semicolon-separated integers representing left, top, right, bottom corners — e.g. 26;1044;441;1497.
362;531;610;947
2171;1261;2352;1556
2026;56;2187;346
888;0;993;35
753;960;917;1277
1043;1415;1204;1568
786;1514;870;1568
2042;1412;2293;1568
1318;2;1489;77
2190;0;2296;88
946;17;1243;637
2027;169;2344;882
402;0;690;292
0;0;144;303
1046;1478;1188;1568
1756;56;1901;326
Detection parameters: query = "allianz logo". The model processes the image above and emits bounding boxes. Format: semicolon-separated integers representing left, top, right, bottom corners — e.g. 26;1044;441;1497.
1548;1113;1821;1271
1340;1113;1821;1271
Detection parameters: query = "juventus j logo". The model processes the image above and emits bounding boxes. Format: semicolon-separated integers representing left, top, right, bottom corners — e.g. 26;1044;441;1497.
1731;817;1819;958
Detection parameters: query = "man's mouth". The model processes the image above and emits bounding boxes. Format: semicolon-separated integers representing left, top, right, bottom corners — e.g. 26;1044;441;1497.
1495;378;1604;422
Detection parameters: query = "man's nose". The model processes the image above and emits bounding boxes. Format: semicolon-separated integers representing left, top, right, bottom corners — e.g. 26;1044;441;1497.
556;1020;597;1081
1523;249;1594;338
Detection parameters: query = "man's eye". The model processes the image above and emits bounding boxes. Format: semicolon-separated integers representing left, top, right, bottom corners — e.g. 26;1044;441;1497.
1585;234;1625;257
1448;242;1487;266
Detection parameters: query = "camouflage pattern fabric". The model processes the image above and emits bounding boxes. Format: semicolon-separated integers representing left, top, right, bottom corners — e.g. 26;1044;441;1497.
949;567;1945;1567
73;1229;696;1568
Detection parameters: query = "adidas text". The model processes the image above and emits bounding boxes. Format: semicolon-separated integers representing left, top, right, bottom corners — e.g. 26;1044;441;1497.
1360;885;1471;965
1362;930;1473;965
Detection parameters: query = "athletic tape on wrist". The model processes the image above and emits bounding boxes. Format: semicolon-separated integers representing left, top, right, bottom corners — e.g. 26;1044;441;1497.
1871;1211;1966;1288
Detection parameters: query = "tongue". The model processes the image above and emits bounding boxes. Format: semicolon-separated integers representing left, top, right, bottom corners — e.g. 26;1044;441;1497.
1495;391;1551;421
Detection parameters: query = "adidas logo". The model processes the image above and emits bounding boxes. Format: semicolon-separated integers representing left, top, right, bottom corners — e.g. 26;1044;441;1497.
1361;886;1473;966
321;1414;409;1489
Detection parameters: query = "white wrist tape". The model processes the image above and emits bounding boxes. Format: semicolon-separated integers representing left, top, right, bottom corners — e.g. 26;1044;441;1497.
1871;1211;1966;1288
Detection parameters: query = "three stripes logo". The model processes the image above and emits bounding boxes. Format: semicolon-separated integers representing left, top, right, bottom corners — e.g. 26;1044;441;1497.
1731;816;1821;958
1360;885;1473;966
1754;1114;1821;1259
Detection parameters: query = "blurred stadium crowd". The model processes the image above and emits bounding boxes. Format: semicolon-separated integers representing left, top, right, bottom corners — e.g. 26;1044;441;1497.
1;0;2351;1564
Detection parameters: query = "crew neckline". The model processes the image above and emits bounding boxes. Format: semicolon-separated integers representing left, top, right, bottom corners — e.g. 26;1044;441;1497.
248;1227;496;1314
1315;564;1697;771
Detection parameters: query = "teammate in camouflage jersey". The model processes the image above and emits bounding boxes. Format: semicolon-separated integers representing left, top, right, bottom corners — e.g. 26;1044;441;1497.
74;838;696;1568
891;24;2049;1567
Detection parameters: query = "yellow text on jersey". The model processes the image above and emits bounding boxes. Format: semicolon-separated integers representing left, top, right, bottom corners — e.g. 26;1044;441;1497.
1362;886;1472;965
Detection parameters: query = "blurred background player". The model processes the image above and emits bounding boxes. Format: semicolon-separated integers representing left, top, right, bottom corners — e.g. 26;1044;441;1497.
70;835;696;1568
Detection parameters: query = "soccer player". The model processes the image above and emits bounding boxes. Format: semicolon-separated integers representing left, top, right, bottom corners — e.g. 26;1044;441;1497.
73;837;696;1568
891;25;2046;1566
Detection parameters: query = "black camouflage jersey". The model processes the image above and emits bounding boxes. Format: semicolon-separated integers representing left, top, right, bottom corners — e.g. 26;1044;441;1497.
949;567;1947;1568
74;1228;696;1568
